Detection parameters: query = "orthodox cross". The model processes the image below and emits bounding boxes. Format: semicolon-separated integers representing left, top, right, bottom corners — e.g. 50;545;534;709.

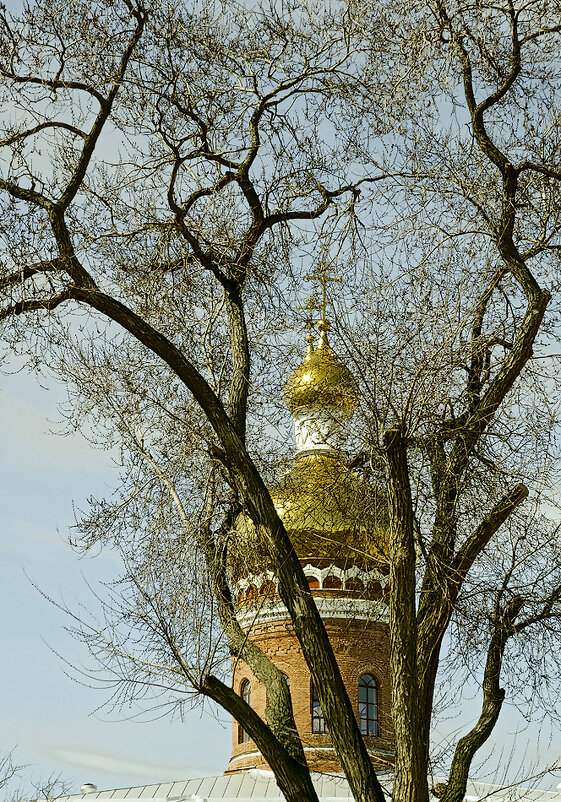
305;262;342;320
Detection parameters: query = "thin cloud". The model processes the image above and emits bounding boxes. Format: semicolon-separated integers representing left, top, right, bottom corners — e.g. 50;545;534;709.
45;748;216;784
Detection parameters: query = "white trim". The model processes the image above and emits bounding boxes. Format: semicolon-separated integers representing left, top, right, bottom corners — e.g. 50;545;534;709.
236;595;389;629
227;750;262;764
302;745;396;757
227;745;396;767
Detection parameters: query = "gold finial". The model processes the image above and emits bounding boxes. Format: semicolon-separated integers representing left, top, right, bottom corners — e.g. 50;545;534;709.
305;261;342;322
317;317;331;350
297;294;320;357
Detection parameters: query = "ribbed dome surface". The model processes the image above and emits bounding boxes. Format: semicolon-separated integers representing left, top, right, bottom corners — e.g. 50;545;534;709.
228;319;387;582
270;452;388;563
229;453;388;580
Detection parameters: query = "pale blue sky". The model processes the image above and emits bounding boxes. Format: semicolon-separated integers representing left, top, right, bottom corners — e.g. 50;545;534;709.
0;369;231;794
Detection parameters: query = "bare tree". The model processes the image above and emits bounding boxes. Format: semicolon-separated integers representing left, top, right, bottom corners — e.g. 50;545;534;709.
0;750;71;802
0;751;23;797
1;2;561;802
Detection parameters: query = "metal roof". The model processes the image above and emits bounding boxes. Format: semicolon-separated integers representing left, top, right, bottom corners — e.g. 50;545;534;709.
52;771;561;802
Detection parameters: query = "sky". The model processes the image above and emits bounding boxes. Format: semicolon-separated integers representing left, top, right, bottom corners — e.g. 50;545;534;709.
0;367;231;796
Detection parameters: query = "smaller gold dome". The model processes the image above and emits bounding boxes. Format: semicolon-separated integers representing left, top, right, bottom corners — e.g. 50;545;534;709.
284;320;359;416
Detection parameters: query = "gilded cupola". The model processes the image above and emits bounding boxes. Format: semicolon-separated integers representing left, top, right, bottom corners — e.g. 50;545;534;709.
283;319;360;456
270;451;388;564
229;301;388;581
284;319;359;418
227;293;394;778
271;315;388;566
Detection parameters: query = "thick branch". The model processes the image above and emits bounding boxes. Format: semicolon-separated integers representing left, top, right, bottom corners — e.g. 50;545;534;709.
435;1;516;173
224;292;250;442
515;585;561;632
200;508;304;763
62;283;384;802
59;9;146;210
0;258;62;290
453;484;528;582
0;71;106;107
446;286;549;483
201;675;320;802
384;427;429;802
0;120;86;148
0;176;54;211
416;482;528;652
466;268;506;410
0;288;74;321
416;480;527;771
517;161;561;180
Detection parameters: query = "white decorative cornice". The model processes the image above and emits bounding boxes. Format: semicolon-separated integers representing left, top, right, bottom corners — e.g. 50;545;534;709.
234;564;389;595
236;594;389;629
227;744;395;768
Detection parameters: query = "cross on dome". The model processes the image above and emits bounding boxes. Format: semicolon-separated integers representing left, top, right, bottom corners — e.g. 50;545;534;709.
297;294;321;357
305;260;342;323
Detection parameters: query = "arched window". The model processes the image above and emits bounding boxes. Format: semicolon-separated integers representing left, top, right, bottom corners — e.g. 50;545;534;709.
358;674;378;737
242;678;251;705
311;681;328;733
238;679;251;744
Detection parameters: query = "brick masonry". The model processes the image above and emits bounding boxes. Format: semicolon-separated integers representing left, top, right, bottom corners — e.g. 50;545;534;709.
226;589;395;774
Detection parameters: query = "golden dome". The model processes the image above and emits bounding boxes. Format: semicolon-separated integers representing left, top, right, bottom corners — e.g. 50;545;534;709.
284;320;359;416
229;452;388;580
270;452;388;563
227;318;387;582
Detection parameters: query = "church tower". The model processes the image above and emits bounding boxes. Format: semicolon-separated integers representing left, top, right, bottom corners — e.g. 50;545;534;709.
226;313;394;774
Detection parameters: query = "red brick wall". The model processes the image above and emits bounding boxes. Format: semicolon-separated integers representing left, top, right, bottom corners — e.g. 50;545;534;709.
226;609;394;774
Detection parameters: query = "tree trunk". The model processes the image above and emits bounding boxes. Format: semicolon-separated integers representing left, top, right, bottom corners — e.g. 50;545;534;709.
385;428;429;802
203;675;321;802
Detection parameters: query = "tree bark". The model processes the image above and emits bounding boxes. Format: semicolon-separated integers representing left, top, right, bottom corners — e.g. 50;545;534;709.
75;285;386;802
384;428;429;802
441;597;524;802
202;675;321;802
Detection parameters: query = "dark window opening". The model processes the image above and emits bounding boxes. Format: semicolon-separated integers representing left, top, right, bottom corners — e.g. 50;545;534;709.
238;679;251;744
359;673;378;737
311;681;328;733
